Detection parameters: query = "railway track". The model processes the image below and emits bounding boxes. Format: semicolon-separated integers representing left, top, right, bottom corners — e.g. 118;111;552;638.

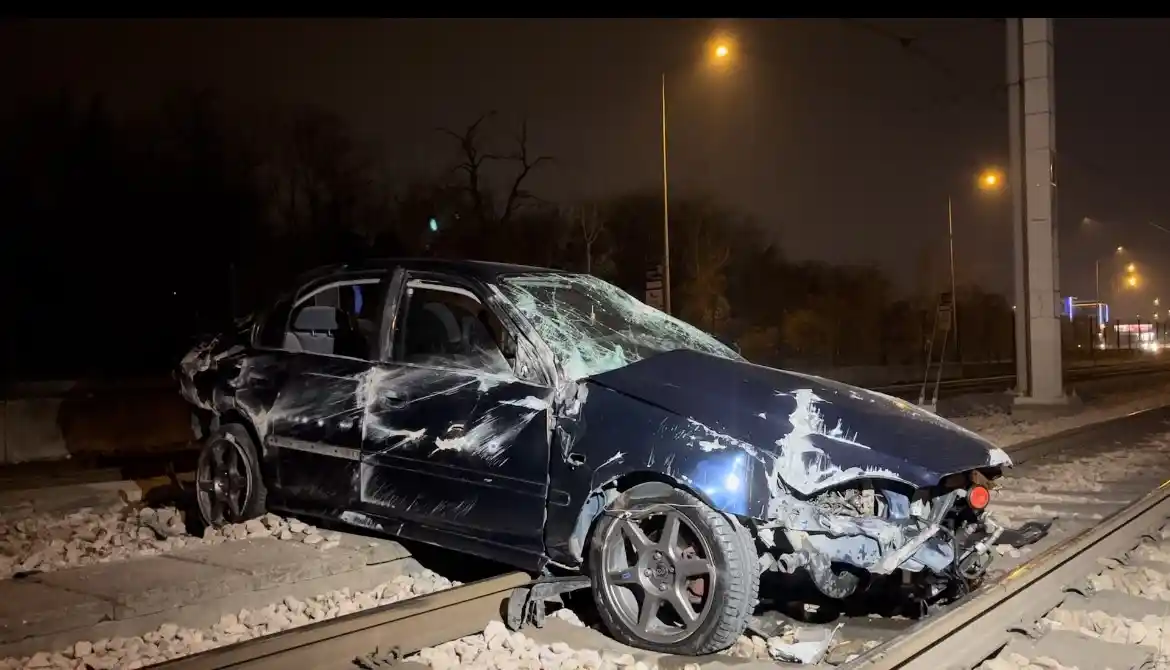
145;408;1170;670
824;411;1170;667
156;572;531;670
841;480;1170;670
873;359;1170;398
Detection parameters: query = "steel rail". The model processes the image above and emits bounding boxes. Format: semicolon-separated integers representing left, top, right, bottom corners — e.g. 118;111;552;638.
841;480;1170;670
873;360;1170;396
156;571;531;670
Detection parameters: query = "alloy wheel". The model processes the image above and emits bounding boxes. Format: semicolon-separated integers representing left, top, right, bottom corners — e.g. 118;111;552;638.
599;508;717;644
196;437;253;526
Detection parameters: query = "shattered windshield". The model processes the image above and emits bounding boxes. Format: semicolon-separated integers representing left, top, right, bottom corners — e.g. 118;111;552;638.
499;273;741;380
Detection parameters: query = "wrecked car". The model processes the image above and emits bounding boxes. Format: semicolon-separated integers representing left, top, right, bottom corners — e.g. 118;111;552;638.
177;258;1014;656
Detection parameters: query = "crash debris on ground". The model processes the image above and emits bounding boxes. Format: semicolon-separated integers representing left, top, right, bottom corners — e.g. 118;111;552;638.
0;504;343;580
0;570;455;669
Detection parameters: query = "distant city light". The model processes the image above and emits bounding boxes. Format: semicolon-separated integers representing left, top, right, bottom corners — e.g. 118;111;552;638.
428;218;439;232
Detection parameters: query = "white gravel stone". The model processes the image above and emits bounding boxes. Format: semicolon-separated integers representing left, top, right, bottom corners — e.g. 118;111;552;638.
0;568;457;668
1087;560;1170;601
977;652;1080;670
983;430;1170;550
0;502;351;580
404;615;808;670
407;624;664;670
955;381;1170;447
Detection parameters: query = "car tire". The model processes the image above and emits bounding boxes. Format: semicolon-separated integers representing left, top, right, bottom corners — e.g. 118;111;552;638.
195;423;267;527
588;484;759;655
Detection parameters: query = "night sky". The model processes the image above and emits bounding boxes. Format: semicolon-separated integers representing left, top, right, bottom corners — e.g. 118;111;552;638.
5;18;1170;317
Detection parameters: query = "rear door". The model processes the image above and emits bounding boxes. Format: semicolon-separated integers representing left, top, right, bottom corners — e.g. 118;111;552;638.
358;271;554;564
264;271;390;511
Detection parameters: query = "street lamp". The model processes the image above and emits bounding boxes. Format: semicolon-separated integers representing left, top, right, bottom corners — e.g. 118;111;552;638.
660;36;735;315
1095;246;1126;308
942;167;1005;356
948;168;1006;293
978;168;1004;191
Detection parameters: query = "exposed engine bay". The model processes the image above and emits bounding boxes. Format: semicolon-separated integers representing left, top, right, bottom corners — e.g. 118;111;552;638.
753;469;1040;610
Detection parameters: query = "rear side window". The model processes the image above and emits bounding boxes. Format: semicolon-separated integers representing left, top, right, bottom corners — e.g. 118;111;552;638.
284;278;387;360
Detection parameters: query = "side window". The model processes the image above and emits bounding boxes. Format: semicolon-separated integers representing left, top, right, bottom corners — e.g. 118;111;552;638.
284;278;386;360
393;281;517;377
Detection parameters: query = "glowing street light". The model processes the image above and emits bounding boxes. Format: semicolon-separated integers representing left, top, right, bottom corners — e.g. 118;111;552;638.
942;166;1006;364
1128;274;1139;288
660;32;738;315
977;168;1005;191
1127;262;1137;273
1096;245;1127;310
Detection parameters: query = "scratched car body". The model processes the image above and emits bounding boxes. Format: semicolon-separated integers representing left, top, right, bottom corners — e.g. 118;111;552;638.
177;258;1012;656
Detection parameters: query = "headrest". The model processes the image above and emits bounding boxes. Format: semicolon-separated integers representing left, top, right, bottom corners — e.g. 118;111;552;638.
293;305;339;332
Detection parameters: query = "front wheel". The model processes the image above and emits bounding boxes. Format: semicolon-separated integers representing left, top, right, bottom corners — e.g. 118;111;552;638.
588;484;759;656
195;424;267;527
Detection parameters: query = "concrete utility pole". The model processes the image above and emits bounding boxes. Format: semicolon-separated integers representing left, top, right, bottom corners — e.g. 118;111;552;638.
1007;18;1066;405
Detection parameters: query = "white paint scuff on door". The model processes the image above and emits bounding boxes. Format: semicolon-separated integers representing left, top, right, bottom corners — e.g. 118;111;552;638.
500;396;550;411
430;410;543;466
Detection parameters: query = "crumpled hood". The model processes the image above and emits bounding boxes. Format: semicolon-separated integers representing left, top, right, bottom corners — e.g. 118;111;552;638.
588;350;1009;495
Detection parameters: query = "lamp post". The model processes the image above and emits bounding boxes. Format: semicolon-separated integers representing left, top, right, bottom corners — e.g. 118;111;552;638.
1095;246;1125;309
945;168;1005;358
660;37;733;315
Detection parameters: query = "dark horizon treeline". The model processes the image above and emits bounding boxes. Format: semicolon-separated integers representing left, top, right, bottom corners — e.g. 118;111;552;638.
0;90;1014;381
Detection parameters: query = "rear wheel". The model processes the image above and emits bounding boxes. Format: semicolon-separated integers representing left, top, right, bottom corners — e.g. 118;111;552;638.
588;484;758;655
195;424;267;527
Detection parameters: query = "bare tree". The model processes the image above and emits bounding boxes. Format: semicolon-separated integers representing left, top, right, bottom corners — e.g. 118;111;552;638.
437;112;495;226
437;113;552;228
562;202;605;274
496;120;552;226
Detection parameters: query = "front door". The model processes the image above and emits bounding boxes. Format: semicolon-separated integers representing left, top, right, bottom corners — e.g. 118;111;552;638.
358;274;553;564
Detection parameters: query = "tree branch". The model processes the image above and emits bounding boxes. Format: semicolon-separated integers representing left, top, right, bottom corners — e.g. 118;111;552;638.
491;119;553;227
436;111;498;225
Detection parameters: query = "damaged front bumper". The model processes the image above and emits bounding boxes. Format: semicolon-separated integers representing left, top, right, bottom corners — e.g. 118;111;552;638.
757;487;1011;601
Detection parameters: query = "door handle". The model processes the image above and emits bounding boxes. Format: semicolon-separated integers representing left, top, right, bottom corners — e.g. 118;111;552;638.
567;452;586;467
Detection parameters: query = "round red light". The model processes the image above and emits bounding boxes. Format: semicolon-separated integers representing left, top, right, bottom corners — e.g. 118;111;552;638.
968;485;991;510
